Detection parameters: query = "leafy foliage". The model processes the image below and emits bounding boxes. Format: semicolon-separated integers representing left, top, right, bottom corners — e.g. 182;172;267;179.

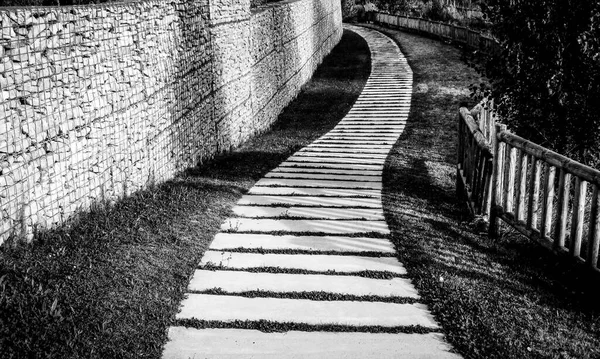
482;0;600;165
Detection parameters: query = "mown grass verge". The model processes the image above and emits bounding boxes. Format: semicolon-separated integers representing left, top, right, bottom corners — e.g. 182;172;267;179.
366;23;600;359
0;29;371;359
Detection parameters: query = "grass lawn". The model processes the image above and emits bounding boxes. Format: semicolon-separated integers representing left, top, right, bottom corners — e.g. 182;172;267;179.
0;30;371;358
367;23;600;359
2;22;599;359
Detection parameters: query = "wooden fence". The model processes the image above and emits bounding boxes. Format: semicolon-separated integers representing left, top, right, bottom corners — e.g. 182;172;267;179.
374;13;500;55
457;107;493;217
375;12;600;271
459;105;600;271
489;126;600;272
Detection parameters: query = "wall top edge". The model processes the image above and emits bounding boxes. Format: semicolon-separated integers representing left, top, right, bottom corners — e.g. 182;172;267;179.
251;0;317;12
0;0;180;12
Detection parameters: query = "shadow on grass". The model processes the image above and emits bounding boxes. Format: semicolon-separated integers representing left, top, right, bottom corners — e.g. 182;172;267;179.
370;24;600;359
0;29;371;359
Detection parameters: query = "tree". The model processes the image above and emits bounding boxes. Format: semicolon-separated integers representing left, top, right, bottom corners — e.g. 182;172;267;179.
483;0;600;165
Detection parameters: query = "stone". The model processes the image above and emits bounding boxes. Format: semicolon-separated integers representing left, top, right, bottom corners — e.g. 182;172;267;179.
266;171;381;182
236;195;382;208
164;329;461;359
188;270;416;297
200;251;405;273
278;162;384;171
231;206;385;220
209;233;394;252
176;294;438;327
246;186;381;197
254;178;381;189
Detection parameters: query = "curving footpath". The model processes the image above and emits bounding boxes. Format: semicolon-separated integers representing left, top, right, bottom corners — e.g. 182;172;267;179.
162;25;462;359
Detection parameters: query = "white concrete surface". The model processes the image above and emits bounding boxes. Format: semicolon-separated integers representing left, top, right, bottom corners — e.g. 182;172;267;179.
209;233;394;252
231;206;385;220
220;218;390;234
163;329;462;359
199;251;406;273
176;294;439;327
188;270;419;297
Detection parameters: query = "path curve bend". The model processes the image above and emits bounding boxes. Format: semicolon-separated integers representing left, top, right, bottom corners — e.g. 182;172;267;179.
162;24;462;359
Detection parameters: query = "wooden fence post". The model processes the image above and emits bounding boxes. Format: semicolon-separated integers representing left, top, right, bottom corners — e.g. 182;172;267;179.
489;123;507;238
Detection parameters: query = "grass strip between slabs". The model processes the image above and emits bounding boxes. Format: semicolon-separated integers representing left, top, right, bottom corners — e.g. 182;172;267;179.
175;319;439;334
199;265;406;279
191;288;420;304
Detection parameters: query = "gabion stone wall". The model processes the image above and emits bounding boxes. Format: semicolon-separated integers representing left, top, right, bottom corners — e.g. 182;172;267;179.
0;0;342;244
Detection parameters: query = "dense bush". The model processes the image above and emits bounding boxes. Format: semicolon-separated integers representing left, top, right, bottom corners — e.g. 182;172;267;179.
482;0;600;166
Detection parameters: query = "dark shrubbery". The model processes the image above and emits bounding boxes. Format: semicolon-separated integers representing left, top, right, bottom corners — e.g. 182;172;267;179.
483;0;600;166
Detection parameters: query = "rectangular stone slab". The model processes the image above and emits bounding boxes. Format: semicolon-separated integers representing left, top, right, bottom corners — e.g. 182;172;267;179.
285;156;386;164
254;178;382;189
246;187;381;197
176;294;438;328
209;233;394;252
305;143;392;149
237;195;382;207
231;206;385;220
293;151;388;159
220;218;390;234
297;148;390;155
163;329;462;359
278;162;385;170
271;167;382;176
313;139;397;145
199;251;405;273
265;172;381;182
188;270;418;297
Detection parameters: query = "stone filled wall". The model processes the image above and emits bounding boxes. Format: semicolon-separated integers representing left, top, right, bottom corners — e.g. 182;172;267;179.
0;0;342;243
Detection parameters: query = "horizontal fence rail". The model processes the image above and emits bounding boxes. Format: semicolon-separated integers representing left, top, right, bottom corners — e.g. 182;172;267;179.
458;101;600;272
374;12;500;56
457;107;493;217
489;125;600;271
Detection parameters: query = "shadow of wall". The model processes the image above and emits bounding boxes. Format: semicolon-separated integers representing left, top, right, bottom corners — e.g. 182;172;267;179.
0;0;341;244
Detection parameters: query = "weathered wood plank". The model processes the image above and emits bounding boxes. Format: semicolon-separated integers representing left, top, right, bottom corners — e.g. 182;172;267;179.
570;177;587;258
554;169;570;249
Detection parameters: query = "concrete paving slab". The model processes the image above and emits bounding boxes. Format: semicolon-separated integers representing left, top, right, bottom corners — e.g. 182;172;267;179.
313;139;396;145
163;329;462;359
237;195;382;207
320;135;399;140
220;218;390;234
285;156;385;165
304;143;392;148
188;270;417;297
176;294;438;328
278;162;385;170
265;172;381;182
209;233;394;252
297;148;390;155
270;167;382;176
329;127;405;132
254;178;381;189
199;251;405;274
246;187;381;197
293;151;388;159
231;205;385;220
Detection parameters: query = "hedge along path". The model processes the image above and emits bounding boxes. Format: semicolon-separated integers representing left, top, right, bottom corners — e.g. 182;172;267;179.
162;25;461;359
